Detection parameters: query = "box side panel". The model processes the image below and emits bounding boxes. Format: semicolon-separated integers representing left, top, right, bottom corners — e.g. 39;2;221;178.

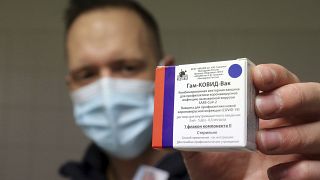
152;67;165;148
246;60;258;150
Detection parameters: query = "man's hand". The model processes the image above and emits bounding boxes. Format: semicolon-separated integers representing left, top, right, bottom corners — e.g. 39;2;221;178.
182;64;320;180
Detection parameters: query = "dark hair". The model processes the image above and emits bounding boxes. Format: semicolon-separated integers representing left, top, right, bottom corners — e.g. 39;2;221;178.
65;0;163;59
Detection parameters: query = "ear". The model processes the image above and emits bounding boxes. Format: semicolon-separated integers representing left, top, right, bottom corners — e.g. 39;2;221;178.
159;55;175;66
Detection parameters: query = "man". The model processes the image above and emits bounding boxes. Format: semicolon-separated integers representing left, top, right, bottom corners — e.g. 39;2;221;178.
60;0;320;180
60;0;187;179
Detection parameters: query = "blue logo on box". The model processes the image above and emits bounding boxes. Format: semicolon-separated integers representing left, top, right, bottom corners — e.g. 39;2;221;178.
228;64;242;78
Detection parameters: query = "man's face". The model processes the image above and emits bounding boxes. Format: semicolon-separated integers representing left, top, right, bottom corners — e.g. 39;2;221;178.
66;7;158;90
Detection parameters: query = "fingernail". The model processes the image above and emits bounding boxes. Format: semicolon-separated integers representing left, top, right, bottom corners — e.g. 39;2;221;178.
259;130;282;152
256;93;282;116
256;66;276;85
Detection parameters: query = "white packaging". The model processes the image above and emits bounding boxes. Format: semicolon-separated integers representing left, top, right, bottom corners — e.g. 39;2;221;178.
152;58;258;151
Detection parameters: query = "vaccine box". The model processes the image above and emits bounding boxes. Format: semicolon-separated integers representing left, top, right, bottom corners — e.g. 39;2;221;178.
152;58;258;151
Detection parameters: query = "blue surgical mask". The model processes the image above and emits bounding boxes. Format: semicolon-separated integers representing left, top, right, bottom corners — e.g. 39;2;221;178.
71;77;154;159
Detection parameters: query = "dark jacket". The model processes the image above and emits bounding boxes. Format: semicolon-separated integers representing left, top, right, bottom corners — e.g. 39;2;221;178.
59;144;189;180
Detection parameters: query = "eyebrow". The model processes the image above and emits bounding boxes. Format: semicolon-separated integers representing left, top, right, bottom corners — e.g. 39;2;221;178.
70;58;147;73
112;58;147;65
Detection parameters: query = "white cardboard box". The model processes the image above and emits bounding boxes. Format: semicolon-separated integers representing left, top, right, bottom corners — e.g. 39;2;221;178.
152;58;258;151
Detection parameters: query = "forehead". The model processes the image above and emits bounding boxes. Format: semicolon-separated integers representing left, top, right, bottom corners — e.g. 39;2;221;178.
66;7;154;70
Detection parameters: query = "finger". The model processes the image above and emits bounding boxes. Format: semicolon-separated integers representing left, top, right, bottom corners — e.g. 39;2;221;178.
259;118;314;130
268;160;320;180
253;64;300;92
255;82;320;119
260;117;318;130
259;118;291;129
257;121;320;155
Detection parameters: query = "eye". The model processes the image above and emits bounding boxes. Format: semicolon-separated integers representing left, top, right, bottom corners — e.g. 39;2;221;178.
71;66;99;84
122;64;140;72
112;60;146;77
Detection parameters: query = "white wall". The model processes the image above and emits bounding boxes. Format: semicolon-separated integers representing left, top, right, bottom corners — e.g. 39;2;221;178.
143;0;320;82
0;1;88;180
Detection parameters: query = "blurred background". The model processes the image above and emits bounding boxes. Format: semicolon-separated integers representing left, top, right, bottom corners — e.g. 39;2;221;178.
0;0;319;179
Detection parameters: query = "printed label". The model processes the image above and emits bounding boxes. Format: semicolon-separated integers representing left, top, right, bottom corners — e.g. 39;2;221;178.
172;60;247;148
